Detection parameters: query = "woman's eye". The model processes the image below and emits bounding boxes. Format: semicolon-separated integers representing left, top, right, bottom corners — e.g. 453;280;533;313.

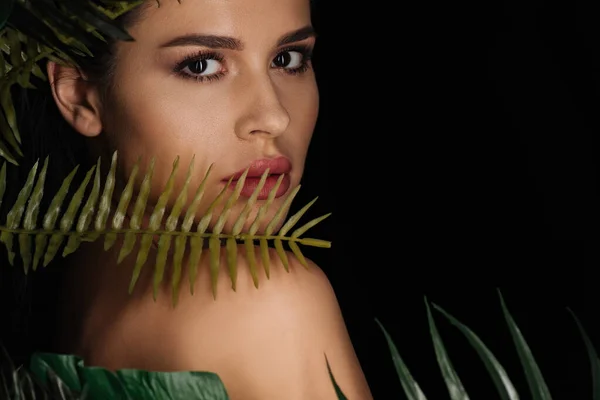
272;51;304;69
183;59;222;76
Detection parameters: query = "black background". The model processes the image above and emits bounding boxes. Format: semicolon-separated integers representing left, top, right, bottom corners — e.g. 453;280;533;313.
293;0;600;399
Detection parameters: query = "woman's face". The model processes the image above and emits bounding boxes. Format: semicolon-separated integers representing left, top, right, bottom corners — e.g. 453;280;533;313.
99;0;318;234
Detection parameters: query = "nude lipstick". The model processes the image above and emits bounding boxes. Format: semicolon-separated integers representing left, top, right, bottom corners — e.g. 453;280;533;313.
221;157;292;199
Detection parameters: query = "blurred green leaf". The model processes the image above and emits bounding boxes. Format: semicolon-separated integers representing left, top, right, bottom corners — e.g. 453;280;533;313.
568;308;600;400
498;290;552;400
433;303;519;400
424;298;469;400
326;354;348;400
30;352;231;399
375;318;427;400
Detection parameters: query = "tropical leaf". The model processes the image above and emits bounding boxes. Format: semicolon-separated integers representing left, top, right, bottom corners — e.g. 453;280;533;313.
29;352;230;399
325;354;348;400
498;290;552;400
424;298;469;400
375;317;427;400
433;303;520;400
0;152;331;303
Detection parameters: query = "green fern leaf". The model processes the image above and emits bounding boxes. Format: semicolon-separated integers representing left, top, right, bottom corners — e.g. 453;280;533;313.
265;184;300;236
209;235;221;300
287;240;308;269
225;237;238;290
0;134;17;166
36;165;80;270
0;152;332;304
231;169;269;235
291;213;332;239
232;169;270;281
207;168;251;298
105;156;140;251
21;158;48;230
259;238;270;279
0;158;38;265
118;156;155;265
274;238;289;272
176;164;213;297
44;164;96;267
244;237;259;288
168;156;197;306
278;196;318;236
271;185;305;269
214;168;249;233
248;173;283;236
295;237;331;248
186;177;231;297
138;156;179;300
63;156;102;257
19;156;48;273
93;149;118;238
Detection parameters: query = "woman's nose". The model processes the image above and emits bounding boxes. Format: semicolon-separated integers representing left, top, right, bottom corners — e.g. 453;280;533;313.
234;75;291;140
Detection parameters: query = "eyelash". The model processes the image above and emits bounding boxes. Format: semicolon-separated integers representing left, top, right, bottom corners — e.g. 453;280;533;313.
173;45;314;82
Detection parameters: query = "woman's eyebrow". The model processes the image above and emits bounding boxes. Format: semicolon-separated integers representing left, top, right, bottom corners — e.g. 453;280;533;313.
158;25;317;50
277;26;317;46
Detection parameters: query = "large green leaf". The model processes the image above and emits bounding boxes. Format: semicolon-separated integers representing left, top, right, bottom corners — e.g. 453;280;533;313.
30;353;231;400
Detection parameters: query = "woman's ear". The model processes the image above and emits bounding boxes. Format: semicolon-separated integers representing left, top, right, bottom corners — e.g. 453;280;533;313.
46;60;103;137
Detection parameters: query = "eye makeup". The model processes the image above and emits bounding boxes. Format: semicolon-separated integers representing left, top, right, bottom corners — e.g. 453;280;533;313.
172;44;314;83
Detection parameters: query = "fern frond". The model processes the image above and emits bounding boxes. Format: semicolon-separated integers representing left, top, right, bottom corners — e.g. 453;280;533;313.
19;156;48;273
105;156;139;251
118;156;155;264
43;162;96;266
35;164;80;270
0;152;332;304
0;157;39;265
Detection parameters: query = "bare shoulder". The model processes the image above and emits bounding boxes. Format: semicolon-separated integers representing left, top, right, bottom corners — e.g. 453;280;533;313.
84;245;373;399
174;245;374;400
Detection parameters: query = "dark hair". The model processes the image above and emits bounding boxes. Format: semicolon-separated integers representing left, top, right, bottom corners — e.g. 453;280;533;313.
0;3;149;367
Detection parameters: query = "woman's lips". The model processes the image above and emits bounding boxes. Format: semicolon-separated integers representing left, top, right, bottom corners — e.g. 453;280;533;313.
221;157;292;199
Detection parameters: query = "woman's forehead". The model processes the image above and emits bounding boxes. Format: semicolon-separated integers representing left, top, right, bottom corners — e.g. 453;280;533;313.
120;0;313;55
134;0;312;34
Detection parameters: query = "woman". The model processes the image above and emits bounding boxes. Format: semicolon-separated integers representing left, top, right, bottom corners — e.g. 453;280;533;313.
4;0;374;398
